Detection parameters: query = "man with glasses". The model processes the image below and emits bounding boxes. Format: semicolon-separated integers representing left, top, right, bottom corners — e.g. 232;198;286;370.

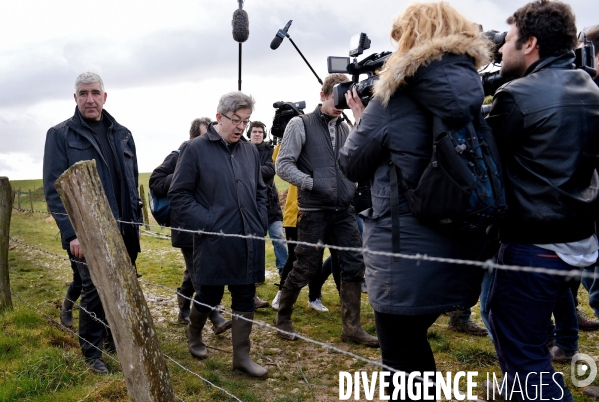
168;91;269;378
274;74;378;347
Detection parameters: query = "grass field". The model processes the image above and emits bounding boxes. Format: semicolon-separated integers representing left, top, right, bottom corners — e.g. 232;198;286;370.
1;177;598;401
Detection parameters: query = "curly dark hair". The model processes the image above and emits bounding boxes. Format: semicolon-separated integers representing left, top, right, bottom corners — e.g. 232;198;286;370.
507;0;577;58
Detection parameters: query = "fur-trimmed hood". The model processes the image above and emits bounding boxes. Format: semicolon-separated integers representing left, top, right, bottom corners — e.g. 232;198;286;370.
373;34;491;106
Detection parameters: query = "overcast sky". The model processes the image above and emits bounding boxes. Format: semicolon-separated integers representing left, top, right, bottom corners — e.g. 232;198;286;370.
0;0;596;180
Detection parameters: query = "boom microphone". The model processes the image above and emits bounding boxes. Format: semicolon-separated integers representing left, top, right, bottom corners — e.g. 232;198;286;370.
270;20;292;50
232;9;249;43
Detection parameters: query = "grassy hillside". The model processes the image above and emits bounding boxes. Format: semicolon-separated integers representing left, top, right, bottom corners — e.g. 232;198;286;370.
2;178;598;401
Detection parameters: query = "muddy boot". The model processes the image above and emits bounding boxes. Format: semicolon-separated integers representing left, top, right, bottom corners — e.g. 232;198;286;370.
232;311;268;378
60;297;75;328
273;283;301;341
177;288;192;324
60;284;79;328
340;280;380;348
186;305;209;359
209;308;232;335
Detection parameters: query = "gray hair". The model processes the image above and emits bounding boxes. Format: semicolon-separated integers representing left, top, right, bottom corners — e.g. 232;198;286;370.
217;91;255;115
190;117;213;138
75;72;104;93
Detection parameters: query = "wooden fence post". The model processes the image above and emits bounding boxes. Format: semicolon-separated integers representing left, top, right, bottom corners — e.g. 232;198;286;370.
55;161;174;402
0;177;13;311
17;189;21;211
139;184;150;229
28;190;34;213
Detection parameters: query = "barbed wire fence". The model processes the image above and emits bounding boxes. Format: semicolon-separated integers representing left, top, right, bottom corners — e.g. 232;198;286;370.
4;202;597;400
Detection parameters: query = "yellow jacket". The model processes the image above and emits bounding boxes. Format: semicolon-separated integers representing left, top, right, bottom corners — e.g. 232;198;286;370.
273;144;298;227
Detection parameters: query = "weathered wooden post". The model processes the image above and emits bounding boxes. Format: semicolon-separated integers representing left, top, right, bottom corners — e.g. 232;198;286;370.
0;177;13;311
139;184;150;229
17;189;21;211
28;190;34;213
55;161;174;402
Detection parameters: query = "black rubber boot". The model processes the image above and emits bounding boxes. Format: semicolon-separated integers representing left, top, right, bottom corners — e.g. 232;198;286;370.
340;281;379;348
186;305;209;359
273;281;302;341
232;311;268;378
60;283;80;328
177;288;192;324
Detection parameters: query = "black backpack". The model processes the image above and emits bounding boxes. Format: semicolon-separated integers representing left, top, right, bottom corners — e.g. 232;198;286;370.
391;113;506;236
149;149;180;226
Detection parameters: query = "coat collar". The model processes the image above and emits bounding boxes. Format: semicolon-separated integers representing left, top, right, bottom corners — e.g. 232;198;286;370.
373;34;491;106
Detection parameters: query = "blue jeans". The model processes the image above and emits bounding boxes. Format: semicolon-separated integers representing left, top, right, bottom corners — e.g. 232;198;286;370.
489;242;574;402
268;220;288;272
480;270;494;343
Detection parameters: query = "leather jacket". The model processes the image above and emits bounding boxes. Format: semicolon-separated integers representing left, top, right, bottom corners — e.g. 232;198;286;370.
486;52;599;243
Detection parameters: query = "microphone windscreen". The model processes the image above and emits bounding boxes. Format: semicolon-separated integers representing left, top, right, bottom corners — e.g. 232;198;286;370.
232;9;249;43
270;35;284;50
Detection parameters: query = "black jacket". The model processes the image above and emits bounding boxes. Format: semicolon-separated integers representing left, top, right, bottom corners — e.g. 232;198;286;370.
255;141;283;224
43;107;141;258
149;141;190;246
168;124;268;286
486;52;599;243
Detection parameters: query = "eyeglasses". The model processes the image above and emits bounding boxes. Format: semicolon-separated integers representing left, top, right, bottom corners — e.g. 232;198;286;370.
221;114;251;127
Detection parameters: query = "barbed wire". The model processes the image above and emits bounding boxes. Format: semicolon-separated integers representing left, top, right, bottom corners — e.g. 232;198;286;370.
8;262;240;402
8;236;89;266
9;235;412;378
11;205;597;280
143;280;404;375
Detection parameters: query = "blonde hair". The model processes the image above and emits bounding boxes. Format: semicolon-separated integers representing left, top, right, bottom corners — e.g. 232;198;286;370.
390;2;481;55
373;2;491;106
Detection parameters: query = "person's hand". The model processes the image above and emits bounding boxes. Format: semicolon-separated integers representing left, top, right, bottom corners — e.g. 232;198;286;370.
345;87;365;123
69;238;84;259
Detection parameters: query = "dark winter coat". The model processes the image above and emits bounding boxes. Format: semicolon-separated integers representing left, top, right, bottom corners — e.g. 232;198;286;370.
43;107;141;257
255;141;283;224
486;52;599;244
339;34;490;315
168;124;268;286
148;141;191;247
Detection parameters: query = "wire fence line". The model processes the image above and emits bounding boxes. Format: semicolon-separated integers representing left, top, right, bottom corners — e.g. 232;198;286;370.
7;236;404;376
11;205;597;281
7;263;241;402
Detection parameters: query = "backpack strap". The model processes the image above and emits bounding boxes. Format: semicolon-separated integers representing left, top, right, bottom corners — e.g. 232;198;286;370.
388;161;401;261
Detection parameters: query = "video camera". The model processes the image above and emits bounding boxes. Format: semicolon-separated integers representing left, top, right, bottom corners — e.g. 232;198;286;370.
479;29;597;96
327;33;391;109
271;100;306;138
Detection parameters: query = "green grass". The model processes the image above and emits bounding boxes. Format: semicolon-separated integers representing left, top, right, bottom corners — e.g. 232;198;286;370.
3;179;599;401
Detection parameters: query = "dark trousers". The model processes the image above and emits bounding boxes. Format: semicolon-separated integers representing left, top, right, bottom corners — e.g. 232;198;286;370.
374;311;439;401
286;208;364;289
68;250;112;360
280;227;339;301
194;284;255;313
489;242;574;402
179;247;196;297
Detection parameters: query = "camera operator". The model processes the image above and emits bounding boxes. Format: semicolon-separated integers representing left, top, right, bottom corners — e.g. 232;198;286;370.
275;74;378;347
485;1;599;400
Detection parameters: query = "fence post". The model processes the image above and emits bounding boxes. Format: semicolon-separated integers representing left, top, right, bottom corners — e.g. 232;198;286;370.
28;190;34;213
0;177;13;311
139;184;150;229
55;160;174;402
17;189;21;211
